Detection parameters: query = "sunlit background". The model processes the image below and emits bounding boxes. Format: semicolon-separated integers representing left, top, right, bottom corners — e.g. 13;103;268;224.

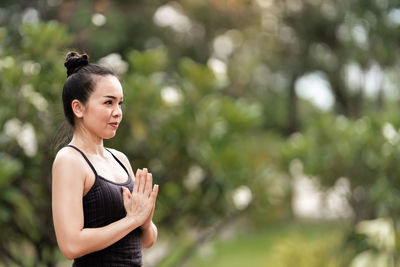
1;0;400;266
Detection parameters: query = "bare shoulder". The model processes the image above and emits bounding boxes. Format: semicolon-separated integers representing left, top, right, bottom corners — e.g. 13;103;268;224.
52;147;87;181
107;148;134;175
53;146;83;167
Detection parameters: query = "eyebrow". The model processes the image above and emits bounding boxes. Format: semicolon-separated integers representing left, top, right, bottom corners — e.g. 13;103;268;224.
103;95;123;100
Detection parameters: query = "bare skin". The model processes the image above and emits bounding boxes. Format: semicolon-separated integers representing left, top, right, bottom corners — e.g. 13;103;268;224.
52;75;158;260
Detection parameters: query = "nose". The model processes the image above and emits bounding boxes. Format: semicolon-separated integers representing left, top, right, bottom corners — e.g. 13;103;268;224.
112;104;122;118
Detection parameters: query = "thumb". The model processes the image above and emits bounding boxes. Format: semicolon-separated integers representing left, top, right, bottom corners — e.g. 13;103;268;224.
121;186;131;202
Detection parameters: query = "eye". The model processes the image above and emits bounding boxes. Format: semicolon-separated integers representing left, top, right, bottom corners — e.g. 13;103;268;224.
119;101;124;106
104;100;112;105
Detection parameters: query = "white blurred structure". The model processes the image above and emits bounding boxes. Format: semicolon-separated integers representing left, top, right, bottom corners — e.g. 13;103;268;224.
290;159;353;219
350;218;395;267
4;118;38;157
184;165;206;191
92;13;106;26
160;86;183;106
153;3;192;33
232;185;252;210
98;53;128;76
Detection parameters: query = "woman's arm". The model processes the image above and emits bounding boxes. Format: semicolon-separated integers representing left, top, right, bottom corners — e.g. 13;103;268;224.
141;220;158;248
52;149;156;260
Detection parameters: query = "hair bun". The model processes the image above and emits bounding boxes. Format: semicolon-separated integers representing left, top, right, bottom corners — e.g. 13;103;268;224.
64;51;89;77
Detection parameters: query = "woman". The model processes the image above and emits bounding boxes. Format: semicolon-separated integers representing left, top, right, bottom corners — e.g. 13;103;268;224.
52;51;158;266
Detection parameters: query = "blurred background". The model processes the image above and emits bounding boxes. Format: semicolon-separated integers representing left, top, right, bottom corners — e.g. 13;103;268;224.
1;0;400;266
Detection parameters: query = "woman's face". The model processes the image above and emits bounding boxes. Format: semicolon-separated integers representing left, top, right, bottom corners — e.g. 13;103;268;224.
81;75;124;139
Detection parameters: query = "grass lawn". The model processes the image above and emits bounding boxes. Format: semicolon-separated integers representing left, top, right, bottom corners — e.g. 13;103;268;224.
187;220;348;267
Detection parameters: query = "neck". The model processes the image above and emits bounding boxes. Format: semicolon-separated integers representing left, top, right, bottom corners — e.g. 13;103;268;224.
70;124;105;156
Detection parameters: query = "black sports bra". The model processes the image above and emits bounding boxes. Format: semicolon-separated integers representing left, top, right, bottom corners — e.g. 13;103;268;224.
66;145;142;267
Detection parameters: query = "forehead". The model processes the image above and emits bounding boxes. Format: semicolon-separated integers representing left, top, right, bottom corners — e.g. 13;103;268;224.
91;75;123;98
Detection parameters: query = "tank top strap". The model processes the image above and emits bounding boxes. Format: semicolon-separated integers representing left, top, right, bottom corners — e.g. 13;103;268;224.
66;145;98;176
105;148;130;176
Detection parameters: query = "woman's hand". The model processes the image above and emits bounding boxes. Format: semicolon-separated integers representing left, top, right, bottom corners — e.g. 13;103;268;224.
141;205;155;230
122;168;158;227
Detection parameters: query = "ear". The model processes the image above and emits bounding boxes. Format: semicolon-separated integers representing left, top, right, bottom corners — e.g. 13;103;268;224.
71;99;85;119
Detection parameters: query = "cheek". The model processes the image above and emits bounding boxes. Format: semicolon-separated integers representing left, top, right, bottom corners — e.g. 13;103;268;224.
88;105;110;121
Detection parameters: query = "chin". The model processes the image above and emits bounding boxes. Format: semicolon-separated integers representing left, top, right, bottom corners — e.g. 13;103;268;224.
104;134;116;139
102;131;117;139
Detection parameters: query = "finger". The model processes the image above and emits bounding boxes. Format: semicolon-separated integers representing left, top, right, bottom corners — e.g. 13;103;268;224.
150;184;159;203
145;173;153;197
139;168;147;193
143;168;149;193
121;186;131;202
134;169;141;193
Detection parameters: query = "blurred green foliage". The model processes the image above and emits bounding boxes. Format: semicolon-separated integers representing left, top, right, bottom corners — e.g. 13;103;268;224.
1;0;400;266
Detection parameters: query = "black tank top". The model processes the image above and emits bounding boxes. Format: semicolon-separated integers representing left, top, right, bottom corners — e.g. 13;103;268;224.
66;145;142;267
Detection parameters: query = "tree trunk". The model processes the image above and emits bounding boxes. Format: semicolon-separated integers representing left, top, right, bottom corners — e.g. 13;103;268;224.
329;75;350;116
287;73;299;135
376;83;384;111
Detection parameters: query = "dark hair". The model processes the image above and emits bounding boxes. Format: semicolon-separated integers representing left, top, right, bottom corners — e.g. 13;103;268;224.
62;51;115;126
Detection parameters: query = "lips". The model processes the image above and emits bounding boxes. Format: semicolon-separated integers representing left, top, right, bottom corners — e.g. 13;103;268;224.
109;122;119;129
